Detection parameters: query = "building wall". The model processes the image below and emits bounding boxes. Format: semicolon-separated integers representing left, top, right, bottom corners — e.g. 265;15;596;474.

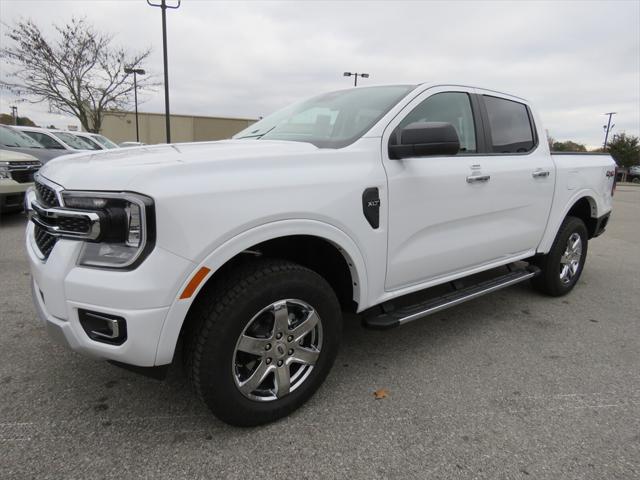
99;111;256;144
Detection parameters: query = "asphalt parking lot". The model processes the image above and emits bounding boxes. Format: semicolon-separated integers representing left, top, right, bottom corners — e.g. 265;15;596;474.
1;186;638;480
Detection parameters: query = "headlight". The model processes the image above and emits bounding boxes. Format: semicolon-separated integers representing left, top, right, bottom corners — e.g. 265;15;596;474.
0;162;10;179
61;191;155;269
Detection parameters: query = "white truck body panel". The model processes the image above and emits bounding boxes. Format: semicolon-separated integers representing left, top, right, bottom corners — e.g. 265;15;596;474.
26;83;616;367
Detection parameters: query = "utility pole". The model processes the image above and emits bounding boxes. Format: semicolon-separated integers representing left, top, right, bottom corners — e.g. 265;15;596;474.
343;72;370;87
124;67;146;142
10;106;18;125
603;112;616;150
147;0;181;143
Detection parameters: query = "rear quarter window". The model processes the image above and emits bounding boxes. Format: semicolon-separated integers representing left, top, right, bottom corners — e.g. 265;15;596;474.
483;95;535;153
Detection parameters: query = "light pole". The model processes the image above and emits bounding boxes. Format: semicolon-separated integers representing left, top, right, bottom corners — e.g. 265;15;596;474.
602;112;616;150
124;67;145;142
343;72;369;87
147;0;181;143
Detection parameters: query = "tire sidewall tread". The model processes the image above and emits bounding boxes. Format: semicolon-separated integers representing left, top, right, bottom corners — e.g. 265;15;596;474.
532;215;588;296
184;258;342;426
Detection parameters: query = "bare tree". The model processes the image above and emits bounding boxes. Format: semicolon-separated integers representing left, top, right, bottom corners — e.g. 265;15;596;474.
1;17;155;133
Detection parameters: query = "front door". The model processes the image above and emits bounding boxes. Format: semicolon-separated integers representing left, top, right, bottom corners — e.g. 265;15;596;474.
383;87;554;291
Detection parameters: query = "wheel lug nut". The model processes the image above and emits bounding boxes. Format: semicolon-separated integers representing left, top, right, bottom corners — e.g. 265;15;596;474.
276;333;282;339
288;349;294;355
266;358;272;364
265;343;271;351
277;360;283;367
287;335;294;342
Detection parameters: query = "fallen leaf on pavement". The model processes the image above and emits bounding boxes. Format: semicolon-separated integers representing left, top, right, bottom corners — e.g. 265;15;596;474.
373;388;389;400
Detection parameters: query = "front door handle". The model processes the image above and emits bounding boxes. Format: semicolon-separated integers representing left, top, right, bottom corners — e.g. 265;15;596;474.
466;175;490;184
532;170;550;178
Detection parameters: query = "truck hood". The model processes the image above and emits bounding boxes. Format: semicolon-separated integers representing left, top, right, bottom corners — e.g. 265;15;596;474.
39;140;319;190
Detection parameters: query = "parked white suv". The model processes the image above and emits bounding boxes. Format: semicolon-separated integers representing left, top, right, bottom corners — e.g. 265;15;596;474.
15;126;91;152
25;83;615;425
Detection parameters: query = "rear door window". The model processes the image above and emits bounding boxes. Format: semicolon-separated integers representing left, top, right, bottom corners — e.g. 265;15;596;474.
483;95;535;153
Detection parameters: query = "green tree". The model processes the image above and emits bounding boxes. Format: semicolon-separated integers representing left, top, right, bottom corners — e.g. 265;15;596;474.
0;113;36;126
607;133;640;168
551;140;587;152
0;18;153;133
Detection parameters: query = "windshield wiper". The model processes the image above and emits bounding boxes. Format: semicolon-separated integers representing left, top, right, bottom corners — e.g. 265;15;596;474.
237;125;276;140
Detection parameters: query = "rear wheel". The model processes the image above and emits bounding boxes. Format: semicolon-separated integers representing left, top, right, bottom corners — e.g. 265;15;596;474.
184;258;342;426
531;216;588;296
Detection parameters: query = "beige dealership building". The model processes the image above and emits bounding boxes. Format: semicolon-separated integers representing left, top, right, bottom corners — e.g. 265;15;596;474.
99;111;257;145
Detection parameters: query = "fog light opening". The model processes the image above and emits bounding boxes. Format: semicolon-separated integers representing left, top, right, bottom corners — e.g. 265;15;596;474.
78;309;127;345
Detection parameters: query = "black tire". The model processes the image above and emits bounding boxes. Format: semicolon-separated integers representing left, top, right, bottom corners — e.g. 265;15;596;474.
183;258;342;426
531;216;588;296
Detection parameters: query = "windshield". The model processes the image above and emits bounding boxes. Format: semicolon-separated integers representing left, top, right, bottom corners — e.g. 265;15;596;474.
90;134;119;149
74;134;102;150
233;85;415;148
52;131;90;150
0;126;44;148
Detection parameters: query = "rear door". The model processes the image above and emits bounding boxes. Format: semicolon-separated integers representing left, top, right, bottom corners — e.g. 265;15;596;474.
382;87;554;291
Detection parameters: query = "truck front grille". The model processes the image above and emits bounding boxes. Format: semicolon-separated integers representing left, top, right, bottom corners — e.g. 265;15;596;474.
33;179;60;258
35;181;60;208
10;170;36;184
57;216;91;233
34;224;57;258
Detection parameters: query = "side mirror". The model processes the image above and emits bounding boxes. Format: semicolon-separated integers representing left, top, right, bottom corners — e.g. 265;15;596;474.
389;122;460;159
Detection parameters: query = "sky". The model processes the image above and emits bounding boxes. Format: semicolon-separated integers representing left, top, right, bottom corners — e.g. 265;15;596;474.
0;0;638;148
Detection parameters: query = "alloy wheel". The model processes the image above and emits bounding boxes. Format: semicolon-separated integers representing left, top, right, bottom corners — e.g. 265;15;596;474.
232;299;323;402
559;232;582;284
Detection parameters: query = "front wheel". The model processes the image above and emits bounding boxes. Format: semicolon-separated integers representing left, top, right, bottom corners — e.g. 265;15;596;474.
531;216;588;296
184;259;342;426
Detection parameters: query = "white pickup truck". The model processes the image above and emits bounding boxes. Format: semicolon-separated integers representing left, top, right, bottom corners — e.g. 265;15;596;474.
26;83;616;426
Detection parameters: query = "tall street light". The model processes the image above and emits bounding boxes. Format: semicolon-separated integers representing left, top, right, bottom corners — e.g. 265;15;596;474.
343;72;369;87
124;67;145;142
147;0;181;143
602;112;616;150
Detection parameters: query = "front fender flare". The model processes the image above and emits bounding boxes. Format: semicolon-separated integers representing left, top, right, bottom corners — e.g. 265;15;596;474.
154;219;368;365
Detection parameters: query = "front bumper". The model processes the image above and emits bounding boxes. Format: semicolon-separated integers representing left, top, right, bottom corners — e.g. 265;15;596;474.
26;221;195;367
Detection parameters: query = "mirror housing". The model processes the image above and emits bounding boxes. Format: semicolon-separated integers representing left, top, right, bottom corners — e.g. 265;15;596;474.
389;122;460;159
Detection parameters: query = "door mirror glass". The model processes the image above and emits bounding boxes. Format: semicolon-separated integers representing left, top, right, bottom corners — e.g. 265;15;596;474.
389;122;460;159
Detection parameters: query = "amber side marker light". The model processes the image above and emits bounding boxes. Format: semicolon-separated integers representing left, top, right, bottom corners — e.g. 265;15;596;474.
180;267;211;299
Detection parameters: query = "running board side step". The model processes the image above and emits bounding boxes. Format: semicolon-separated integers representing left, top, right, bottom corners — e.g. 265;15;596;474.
364;265;541;329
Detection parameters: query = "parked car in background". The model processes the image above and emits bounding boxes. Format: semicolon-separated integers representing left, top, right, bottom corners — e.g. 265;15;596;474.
119;141;147;147
71;132;104;151
86;133;120;149
14;126;91;152
0;149;41;212
0;125;67;164
628;165;640;183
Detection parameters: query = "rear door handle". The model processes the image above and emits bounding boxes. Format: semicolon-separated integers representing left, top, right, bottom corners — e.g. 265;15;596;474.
466;175;490;183
532;170;550;178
